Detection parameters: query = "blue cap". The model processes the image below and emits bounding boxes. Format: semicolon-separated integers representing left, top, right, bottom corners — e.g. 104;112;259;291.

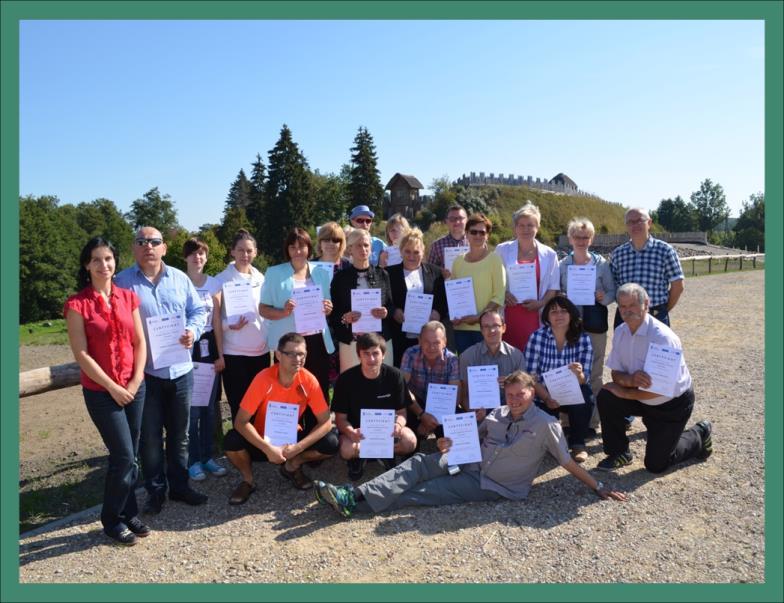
349;205;375;220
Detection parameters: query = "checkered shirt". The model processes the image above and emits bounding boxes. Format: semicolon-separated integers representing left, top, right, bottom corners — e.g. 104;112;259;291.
427;233;468;268
400;345;460;402
524;326;593;388
610;237;684;307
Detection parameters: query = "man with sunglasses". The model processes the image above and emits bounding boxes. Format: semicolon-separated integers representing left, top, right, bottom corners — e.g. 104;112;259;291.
349;205;386;266
223;332;339;504
115;226;208;515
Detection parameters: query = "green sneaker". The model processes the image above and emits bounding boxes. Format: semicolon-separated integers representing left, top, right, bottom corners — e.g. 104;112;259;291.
695;420;713;460
313;480;327;506
318;482;357;518
596;451;633;471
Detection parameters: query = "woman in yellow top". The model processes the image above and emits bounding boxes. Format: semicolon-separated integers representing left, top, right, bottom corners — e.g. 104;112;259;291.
449;213;506;353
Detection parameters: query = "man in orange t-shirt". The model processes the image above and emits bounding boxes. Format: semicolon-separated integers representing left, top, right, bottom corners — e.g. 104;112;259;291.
223;333;338;504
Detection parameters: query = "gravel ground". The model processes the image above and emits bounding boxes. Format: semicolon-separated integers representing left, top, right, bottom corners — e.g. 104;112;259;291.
18;270;766;584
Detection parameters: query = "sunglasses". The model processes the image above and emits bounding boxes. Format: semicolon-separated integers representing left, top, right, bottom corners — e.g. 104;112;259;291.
468;229;488;236
321;238;342;244
353;218;372;225
135;238;164;247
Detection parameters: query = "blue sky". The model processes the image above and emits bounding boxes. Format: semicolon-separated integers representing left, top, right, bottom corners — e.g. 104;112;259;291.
19;19;764;231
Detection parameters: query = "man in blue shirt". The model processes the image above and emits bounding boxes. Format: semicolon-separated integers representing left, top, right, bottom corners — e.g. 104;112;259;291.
349;205;386;267
115;226;208;514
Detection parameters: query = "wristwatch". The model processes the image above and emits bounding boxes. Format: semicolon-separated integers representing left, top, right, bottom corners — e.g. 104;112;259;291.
594;481;605;497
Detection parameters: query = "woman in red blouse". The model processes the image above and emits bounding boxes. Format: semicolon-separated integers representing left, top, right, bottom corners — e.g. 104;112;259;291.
64;237;148;546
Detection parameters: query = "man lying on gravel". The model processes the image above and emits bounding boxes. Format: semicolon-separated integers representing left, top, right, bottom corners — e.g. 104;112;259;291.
595;283;713;473
314;370;626;518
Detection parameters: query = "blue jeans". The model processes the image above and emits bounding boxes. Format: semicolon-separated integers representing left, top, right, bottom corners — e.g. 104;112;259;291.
141;372;193;498
83;384;145;532
188;380;220;465
454;330;484;354
536;383;595;448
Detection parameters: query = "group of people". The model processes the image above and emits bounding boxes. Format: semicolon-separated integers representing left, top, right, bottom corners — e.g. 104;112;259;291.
64;201;713;543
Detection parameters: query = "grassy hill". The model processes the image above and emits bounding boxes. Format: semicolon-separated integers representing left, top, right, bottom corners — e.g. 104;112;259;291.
422;185;629;249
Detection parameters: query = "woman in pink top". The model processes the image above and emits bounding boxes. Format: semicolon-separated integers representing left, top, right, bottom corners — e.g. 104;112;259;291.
64;237;148;546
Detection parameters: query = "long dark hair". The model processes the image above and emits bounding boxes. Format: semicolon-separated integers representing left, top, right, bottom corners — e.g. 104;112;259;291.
77;237;119;289
541;294;583;345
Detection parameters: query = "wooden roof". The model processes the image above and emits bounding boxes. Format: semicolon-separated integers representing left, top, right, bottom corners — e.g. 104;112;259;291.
385;173;424;190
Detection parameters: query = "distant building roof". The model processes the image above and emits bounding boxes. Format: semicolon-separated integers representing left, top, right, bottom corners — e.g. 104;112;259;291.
549;173;577;189
385;173;424;190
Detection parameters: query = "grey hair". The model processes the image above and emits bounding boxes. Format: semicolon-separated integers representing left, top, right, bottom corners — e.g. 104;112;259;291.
420;320;446;338
617;283;649;306
567;217;595;238
624;207;651;222
512;202;541;227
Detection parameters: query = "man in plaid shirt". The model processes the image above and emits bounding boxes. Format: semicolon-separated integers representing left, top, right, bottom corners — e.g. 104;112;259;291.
610;207;684;327
427;205;468;273
400;321;460;439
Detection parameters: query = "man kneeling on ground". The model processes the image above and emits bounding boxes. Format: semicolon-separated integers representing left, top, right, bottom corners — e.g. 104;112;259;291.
224;332;338;504
315;370;626;517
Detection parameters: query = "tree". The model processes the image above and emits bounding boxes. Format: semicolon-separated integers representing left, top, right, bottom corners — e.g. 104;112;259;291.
348;126;384;215
733;192;764;251
246;153;267;235
217;206;254;260
225;169;253;212
125;187;180;234
19;195;85;322
74;198;135;265
654;196;697;232
689;179;729;234
263;124;313;261
310;169;349;228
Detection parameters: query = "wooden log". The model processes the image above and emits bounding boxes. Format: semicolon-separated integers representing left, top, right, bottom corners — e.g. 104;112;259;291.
19;362;81;398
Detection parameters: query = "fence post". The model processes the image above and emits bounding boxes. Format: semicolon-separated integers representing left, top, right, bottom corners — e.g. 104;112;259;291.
753;256;756;269
692;258;696;276
740;256;743;271
725;257;729;272
708;257;712;274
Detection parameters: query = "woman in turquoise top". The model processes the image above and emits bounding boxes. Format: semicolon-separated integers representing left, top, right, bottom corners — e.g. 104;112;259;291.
260;227;334;402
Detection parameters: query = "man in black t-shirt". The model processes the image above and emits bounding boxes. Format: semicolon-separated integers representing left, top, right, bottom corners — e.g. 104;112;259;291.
332;333;417;480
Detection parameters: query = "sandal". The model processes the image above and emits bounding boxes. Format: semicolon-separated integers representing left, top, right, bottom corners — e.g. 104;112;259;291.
229;480;256;505
279;465;313;490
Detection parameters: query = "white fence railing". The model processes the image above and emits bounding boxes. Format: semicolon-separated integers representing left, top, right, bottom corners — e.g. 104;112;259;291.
680;253;765;276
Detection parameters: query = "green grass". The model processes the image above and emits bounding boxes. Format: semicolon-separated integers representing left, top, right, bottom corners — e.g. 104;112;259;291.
681;257;765;278
19;319;69;345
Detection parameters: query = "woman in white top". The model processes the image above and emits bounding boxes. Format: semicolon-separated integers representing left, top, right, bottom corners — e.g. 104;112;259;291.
214;229;269;422
182;238;227;481
494;202;560;352
379;213;411;268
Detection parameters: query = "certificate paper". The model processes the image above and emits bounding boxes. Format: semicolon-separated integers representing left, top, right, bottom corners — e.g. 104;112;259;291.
351;288;382;333
384;245;402;266
639;343;682;398
263;401;299;447
442;413;482;465
541;365;585;406
222;280;257;320
190;362;216;407
467;365;501;409
359;408;395;459
507;263;537;302
292;286;327;334
443;245;469;272
146;313;190;369
425;383;458;425
445;277;478;320
310;261;334;284
566;265;597;306
402;292;434;334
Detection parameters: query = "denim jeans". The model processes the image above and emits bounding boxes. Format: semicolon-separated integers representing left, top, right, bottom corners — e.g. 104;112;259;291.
536;383;594;448
83;384;145;532
188;379;219;465
141;372;193;498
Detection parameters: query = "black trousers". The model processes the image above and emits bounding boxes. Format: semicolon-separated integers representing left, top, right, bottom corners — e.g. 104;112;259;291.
223;353;272;422
597;387;702;473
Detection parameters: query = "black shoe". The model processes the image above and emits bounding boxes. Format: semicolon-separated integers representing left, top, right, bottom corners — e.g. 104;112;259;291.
105;526;138;546
142;496;164;516
695;420;713;460
596;451;633;471
347;458;365;481
126;516;151;537
169;488;208;506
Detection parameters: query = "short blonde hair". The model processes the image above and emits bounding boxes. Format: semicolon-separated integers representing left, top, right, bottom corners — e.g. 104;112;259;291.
317;221;347;258
346;227;371;249
399;227;425;254
385;213;411;244
512;202;541;227
567;217;596;239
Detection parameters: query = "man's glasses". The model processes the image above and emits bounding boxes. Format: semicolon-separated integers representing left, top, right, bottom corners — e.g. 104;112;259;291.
481;323;503;331
279;350;307;360
135;238;163;247
626;218;647;226
353;218;372;225
468;229;488;236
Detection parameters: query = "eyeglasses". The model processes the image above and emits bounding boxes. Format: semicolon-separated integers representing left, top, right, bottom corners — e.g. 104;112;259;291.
447;216;466;222
135;238;163;247
353;218;372;225
279;350;307;360
481;323;503;331
626;218;648;226
468;229;488;236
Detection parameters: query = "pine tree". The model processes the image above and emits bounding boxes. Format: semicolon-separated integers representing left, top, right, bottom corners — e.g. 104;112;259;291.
247;153;267;237
225;169;253;212
348;126;384;216
125;187;180;234
263;124;313;261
